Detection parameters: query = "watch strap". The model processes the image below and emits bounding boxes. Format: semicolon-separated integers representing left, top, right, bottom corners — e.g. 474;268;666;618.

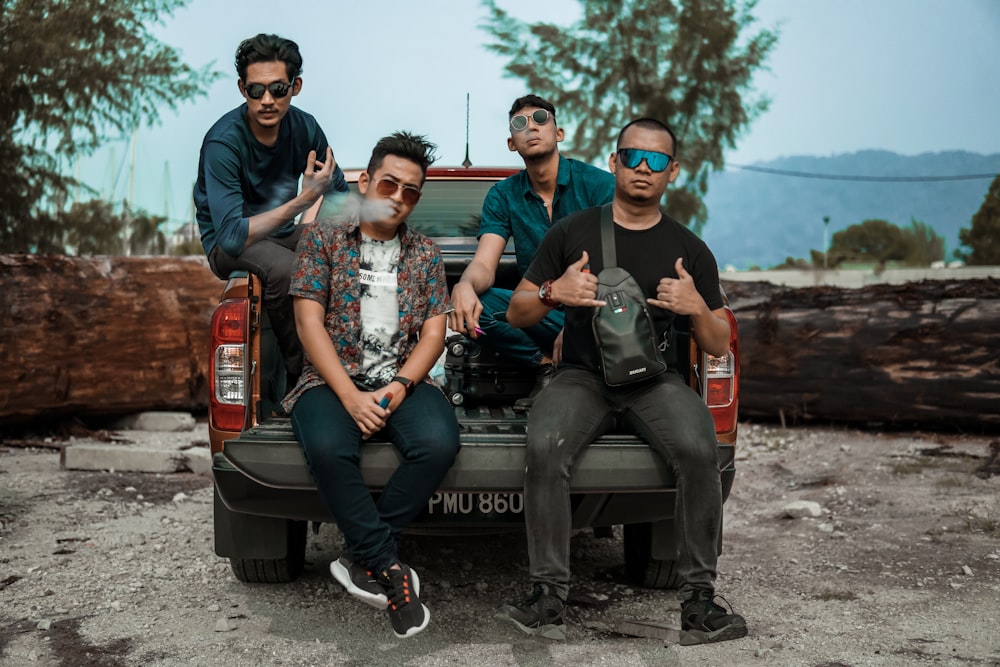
391;375;415;396
538;280;558;308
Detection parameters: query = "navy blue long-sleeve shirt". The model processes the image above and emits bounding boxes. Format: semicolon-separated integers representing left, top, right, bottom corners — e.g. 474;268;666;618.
193;104;348;257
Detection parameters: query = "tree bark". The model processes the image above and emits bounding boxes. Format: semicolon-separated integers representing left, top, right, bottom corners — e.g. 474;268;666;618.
724;278;1000;431
1;255;221;425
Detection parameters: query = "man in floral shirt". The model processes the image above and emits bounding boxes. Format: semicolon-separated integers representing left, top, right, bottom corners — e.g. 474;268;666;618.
283;132;458;639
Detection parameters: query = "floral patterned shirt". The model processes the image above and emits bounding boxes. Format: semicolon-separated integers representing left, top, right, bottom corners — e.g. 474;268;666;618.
281;216;449;412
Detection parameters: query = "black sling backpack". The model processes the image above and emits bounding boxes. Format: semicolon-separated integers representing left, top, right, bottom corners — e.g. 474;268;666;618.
591;204;668;386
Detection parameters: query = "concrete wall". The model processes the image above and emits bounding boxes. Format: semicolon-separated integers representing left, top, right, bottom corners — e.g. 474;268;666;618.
721;266;1000;288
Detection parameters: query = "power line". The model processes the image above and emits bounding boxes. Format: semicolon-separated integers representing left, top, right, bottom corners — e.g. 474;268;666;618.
727;164;999;182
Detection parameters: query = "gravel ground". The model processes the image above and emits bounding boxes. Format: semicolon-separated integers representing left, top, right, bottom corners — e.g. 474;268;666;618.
1;423;998;666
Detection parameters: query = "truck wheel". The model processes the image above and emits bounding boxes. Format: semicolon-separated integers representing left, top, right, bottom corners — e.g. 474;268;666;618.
228;519;307;584
623;522;681;589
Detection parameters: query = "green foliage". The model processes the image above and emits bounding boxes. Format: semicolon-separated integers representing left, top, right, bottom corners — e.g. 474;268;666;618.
32;200;124;255
171;238;205;256
956;175;1000;265
0;0;221;253
128;210;169;255
770;256;811;270
29;200;173;255
480;0;777;233
824;218;944;268
903;218;944;266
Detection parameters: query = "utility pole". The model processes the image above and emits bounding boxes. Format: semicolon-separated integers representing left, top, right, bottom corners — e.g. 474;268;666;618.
823;216;830;269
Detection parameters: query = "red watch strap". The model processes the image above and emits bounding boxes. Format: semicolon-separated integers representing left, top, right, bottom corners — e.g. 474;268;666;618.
539;280;558;308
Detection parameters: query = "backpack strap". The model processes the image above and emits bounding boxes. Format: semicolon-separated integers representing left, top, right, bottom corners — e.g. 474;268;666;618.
600;203;616;270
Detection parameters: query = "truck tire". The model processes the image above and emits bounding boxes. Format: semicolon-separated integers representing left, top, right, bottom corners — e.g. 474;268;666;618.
623;522;681;589
228;519;307;584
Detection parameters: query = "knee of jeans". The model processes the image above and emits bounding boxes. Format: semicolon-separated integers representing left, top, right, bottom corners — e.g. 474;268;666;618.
477;289;510;323
673;432;720;470
525;434;572;480
302;439;359;471
264;275;292;303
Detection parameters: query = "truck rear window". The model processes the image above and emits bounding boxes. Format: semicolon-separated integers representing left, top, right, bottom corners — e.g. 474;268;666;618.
404;180;493;239
321;179;496;240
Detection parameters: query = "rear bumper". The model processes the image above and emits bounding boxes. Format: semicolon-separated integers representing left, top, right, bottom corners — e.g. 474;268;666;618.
214;411;735;528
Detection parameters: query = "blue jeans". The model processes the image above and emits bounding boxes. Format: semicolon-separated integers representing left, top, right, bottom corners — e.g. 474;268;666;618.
290;382;461;572
524;367;722;601
478;288;564;366
209;228;303;379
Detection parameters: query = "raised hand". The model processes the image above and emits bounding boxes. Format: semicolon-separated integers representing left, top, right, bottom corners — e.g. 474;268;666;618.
648;257;705;315
553;251;605;307
301;147;335;203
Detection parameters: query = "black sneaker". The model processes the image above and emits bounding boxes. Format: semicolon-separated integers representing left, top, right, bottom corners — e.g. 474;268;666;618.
679;593;748;645
513;364;556;412
332;555;419;610
495;584;566;640
378;563;429;638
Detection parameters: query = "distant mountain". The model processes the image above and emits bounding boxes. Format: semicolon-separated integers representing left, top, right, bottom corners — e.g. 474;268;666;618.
699;150;1000;269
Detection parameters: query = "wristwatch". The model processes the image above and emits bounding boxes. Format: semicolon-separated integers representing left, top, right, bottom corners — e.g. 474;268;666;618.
391;375;415;397
538;280;558;308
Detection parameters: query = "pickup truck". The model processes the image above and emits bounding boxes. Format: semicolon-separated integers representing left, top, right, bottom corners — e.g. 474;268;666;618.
209;166;740;590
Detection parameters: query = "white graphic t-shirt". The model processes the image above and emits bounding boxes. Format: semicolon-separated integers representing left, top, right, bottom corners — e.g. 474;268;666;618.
358;233;401;385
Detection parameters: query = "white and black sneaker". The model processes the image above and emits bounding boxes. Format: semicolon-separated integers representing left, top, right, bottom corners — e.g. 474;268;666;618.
378;563;430;638
331;555;421;610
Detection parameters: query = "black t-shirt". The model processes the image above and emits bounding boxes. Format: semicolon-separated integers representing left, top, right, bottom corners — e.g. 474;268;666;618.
524;206;724;371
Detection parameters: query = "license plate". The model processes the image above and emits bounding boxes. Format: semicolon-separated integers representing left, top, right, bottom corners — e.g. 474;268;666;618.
426;492;524;517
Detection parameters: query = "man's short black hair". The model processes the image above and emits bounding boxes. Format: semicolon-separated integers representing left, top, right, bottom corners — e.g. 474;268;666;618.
508;94;556;119
367;131;439;181
235;34;303;82
616;117;679;155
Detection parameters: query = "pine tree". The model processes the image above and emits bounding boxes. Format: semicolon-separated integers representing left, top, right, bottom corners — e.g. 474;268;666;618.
0;0;219;253
481;0;777;233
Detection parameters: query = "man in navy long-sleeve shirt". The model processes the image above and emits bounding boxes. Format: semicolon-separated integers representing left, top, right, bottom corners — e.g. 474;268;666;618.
194;33;348;388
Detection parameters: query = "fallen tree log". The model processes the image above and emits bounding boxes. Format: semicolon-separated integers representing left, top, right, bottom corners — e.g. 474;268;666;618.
2;255;997;431
1;255;221;425
723;278;1000;431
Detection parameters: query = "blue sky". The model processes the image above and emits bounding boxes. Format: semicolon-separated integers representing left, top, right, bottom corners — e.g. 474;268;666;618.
74;0;1000;232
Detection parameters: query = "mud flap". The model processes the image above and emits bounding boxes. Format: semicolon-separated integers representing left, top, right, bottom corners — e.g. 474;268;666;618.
213;485;291;559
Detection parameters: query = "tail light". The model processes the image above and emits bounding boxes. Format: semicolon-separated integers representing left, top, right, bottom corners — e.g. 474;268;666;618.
703;308;739;434
210;298;250;432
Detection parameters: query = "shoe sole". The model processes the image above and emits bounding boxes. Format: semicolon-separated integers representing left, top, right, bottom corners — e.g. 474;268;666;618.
330;560;422;611
393;604;430;639
330;559;387;609
679;622;748;646
494;609;566;641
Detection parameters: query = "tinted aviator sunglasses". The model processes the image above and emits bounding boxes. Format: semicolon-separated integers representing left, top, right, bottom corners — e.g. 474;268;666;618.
617;148;674;172
244;81;291;100
374;178;422;206
510;108;552;132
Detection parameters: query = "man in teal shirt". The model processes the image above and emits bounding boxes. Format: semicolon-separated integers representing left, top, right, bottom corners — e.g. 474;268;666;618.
448;95;614;399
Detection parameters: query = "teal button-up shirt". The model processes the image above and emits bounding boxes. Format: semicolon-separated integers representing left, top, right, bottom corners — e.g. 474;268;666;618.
478;155;615;277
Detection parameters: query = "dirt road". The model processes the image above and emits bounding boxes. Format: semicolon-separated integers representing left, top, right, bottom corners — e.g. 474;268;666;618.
1;424;998;666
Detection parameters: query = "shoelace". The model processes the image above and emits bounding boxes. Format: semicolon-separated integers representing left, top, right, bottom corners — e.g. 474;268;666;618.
382;570;413;611
685;594;735;627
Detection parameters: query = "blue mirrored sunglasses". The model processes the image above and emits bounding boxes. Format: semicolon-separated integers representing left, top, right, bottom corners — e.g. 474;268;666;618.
617;148;673;172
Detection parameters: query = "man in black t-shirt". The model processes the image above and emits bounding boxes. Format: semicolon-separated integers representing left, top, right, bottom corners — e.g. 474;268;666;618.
496;118;747;646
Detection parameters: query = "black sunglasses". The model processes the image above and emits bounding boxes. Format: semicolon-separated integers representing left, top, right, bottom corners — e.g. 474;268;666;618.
510;109;552;132
617;148;674;172
244;81;291;100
